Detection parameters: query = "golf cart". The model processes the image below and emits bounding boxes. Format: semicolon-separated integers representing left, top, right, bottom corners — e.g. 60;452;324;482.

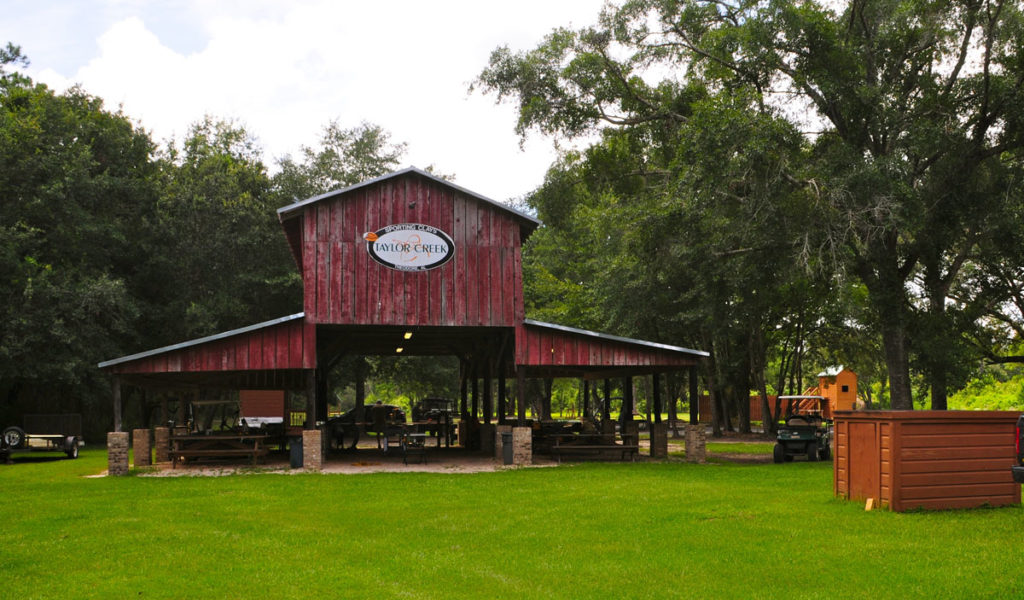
773;396;832;463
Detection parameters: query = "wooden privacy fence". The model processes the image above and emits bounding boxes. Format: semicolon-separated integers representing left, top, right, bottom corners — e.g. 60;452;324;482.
698;396;779;423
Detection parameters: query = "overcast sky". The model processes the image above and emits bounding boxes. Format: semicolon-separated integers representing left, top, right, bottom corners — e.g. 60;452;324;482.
2;0;608;203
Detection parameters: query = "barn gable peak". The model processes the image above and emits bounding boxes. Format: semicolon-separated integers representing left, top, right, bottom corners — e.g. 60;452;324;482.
277;166;540;231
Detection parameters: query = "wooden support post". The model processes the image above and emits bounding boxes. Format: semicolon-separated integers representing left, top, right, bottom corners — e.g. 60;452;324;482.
516;370;526;426
542;379;553;420
621;376;634;429
315;367;328;425
602;379;612;421
471;366;479;420
305;369;317;430
112;377;123;433
497;363;507;425
653;373;662;424
689;366;699;424
483;360;493;425
460;365;469;420
582;379;589;418
355;358;366;430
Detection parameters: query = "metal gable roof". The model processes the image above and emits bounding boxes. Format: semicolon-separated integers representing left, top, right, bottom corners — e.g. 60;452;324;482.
97;312;306;369
523;319;709;358
276;166;542;231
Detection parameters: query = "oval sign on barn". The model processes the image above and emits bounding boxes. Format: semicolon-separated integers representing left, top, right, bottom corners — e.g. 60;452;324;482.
363;223;455;271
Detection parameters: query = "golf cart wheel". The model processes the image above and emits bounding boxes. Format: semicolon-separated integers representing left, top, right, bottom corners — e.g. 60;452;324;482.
819;445;831;461
773;443;784;464
2;426;26;450
807;441;819;462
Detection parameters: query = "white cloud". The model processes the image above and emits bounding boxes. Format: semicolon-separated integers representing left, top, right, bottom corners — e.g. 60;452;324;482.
25;0;606;202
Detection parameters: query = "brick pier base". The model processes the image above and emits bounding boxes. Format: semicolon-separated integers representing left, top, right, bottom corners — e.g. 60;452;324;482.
132;428;152;467
512;426;532;466
302;429;323;471
107;432;129;476
153;427;170;463
685;424;706;464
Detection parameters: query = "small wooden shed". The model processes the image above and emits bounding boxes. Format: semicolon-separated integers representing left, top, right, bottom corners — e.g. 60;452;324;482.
816;366;857;417
834;410;1021;511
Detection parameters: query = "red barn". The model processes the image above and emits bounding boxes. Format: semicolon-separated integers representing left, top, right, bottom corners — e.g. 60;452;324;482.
100;168;706;449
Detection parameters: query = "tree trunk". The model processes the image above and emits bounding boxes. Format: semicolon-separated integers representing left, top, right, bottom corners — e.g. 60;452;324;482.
924;266;950;410
880;320;913;410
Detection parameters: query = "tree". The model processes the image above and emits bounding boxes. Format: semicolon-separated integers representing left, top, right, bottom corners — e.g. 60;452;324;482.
478;0;1024;411
144;117;299;344
0;46;159;433
274;120;407;201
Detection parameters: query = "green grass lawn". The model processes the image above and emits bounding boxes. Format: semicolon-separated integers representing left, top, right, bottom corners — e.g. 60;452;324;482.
2;449;1022;599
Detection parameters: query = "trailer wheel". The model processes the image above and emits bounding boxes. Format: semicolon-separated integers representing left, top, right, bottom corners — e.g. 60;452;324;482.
773;443;784;464
65;437;79;459
3;426;26;450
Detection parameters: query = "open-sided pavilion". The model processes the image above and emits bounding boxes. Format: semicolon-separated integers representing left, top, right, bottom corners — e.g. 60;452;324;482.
99;167;707;470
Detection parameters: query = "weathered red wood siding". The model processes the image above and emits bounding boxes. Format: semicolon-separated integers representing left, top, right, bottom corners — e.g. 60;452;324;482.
106;319;315;374
292;172;524;328
515;322;699;369
834;411;1021;511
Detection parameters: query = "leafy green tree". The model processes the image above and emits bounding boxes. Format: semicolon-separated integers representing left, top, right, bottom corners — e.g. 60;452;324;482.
0;46;158;432
274;120;406;201
143;117;299;343
479;0;1024;411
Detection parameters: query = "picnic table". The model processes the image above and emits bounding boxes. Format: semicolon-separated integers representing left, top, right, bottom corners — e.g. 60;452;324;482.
171;433;269;468
549;432;640;464
410;416;454;448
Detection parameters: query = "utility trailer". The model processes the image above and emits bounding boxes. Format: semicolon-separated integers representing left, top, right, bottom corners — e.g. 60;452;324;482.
2;414;83;462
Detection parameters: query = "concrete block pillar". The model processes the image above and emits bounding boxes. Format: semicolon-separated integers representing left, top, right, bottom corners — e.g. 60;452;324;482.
512;426;532;466
153;427;170;463
650;422;668;458
685;423;706;464
302;429;323;471
107;431;129;476
132;428;152;467
479;422;496;455
495;424;512;460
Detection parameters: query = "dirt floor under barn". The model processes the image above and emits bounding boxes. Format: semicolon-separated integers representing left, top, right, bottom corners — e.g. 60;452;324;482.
127;433;773;477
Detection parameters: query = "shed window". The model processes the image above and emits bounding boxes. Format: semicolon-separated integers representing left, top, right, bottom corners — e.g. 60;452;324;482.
841;385;849;393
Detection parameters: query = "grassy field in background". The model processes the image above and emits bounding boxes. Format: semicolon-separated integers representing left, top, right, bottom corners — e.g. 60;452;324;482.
2;448;1021;599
